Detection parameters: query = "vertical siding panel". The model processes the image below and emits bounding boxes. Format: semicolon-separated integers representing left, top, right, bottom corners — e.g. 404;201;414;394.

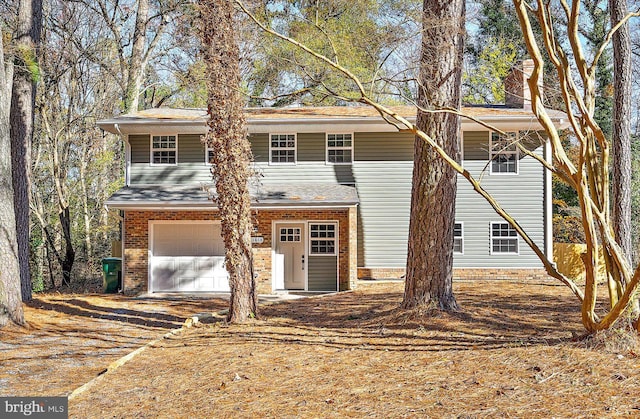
130;134;150;163
308;256;338;291
179;134;205;163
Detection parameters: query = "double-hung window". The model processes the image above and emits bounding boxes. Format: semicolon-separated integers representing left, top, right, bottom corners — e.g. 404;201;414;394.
453;222;463;254
490;132;518;174
490;222;518;254
326;133;353;164
151;135;177;165
270;134;296;164
309;223;337;255
205;144;215;165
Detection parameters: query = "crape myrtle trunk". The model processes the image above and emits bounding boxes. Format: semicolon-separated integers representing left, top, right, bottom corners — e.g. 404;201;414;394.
200;0;258;322
402;0;465;311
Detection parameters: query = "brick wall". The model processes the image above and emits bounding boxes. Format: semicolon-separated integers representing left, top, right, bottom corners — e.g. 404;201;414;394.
123;208;356;295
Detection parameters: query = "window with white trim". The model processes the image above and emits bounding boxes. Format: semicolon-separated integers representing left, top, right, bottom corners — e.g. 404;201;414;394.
280;227;301;242
327;133;353;164
270;134;296;164
490;132;518;174
453;222;463;254
490;222;518;254
309;223;337;255
205;145;215;165
151;135;177;165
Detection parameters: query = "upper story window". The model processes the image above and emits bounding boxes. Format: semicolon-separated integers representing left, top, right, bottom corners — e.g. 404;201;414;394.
490;132;518;174
151;135;177;165
309;223;337;255
326;133;353;164
453;222;463;254
490;222;519;254
270;134;296;164
205;144;215;165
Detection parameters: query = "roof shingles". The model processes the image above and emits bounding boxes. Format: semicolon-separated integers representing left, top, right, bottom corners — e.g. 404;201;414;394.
106;183;359;209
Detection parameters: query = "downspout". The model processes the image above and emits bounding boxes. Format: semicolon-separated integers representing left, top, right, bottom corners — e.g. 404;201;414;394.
114;123;127;293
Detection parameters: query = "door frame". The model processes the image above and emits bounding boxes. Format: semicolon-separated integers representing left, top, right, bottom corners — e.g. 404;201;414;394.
272;220;308;291
148;220;223;292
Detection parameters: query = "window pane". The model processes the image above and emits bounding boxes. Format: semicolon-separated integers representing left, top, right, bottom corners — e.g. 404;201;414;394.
309;224;336;254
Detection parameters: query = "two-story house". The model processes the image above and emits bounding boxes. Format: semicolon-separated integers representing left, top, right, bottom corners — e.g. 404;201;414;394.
98;60;568;295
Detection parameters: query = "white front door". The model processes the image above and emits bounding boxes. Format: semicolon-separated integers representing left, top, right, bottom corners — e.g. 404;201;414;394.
275;223;306;290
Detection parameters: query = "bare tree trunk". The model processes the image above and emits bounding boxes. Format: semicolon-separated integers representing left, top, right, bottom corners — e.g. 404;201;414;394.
79;158;93;259
10;0;43;302
59;207;75;286
0;32;25;327
402;0;465;311
609;0;632;267
123;0;149;113
200;0;258;322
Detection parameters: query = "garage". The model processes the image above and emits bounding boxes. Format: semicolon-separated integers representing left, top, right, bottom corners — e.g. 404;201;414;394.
149;221;229;292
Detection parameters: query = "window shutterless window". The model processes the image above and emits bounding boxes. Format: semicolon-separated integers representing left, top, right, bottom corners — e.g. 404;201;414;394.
309;223;337;255
490;132;518;174
490;222;518;254
205;145;215;165
280;228;301;242
270;134;296;164
327;133;353;164
151;135;177;165
453;222;463;254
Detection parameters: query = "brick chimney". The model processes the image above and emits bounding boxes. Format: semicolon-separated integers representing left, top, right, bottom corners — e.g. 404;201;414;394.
505;59;541;110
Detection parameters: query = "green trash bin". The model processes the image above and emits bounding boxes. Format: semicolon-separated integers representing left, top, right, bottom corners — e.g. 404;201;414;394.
102;257;122;293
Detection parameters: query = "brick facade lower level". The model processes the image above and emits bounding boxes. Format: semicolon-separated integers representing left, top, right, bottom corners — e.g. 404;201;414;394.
123;207;357;295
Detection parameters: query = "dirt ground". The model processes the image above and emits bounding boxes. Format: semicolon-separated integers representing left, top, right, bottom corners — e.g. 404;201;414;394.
4;280;640;418
0;294;228;397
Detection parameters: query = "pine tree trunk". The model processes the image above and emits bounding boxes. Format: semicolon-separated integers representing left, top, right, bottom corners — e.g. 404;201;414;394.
402;0;465;311
200;0;258;322
10;0;42;302
609;0;632;266
0;33;25;327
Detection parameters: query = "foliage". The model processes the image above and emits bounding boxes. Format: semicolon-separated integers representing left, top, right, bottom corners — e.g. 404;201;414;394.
244;0;420;105
463;37;518;104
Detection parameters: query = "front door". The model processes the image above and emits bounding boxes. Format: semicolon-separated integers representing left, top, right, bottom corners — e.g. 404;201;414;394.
275;223;306;290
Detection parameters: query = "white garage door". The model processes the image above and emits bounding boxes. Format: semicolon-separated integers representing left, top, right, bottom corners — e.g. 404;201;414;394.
150;222;229;292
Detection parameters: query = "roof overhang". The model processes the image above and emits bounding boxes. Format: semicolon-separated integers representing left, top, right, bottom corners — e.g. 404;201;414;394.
97;107;570;136
106;183;360;211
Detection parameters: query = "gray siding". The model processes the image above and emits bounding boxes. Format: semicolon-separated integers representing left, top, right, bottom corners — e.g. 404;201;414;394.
308;256;338;291
455;135;545;268
126;128;546;270
353;130;544;269
352;132;414;267
250;134;269;163
130;134;210;184
252;132;355;184
180;134;205;163
464;131;489;160
130;134;150;163
355;132;414;160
